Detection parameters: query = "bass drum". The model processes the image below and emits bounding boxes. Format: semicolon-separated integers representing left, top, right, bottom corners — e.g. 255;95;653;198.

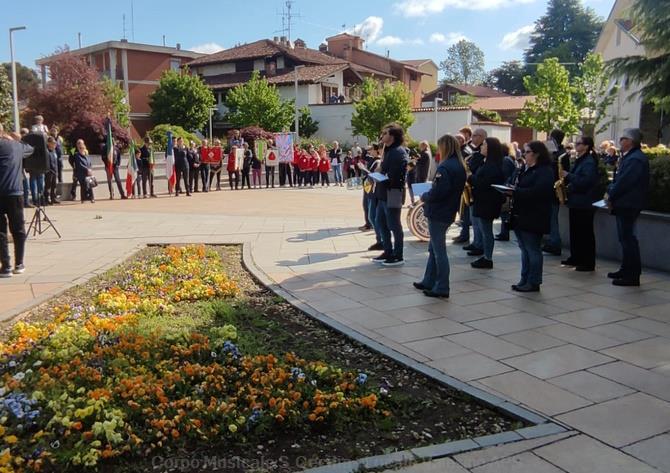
407;201;430;242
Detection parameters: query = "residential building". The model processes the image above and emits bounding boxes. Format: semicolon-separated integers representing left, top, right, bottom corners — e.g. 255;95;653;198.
422;83;509;106
36;40;204;139
471;95;536;145
400;59;438;96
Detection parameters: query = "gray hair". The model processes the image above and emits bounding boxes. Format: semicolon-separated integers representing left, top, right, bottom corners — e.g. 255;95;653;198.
622;128;643;146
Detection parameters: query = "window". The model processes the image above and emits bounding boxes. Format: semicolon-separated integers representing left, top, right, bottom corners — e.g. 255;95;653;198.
170;58;181;71
236;60;254;72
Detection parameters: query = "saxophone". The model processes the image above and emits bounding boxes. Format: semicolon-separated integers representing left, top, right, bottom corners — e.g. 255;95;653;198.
460;168;473;216
555;158;567;205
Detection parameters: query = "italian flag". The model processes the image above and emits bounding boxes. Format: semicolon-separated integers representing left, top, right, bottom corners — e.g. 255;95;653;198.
126;140;139;196
105;118;114;175
165;131;176;194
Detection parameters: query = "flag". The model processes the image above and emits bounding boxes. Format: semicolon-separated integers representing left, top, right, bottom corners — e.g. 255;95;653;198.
105;118;114;175
126;140;139;196
165;131;176;194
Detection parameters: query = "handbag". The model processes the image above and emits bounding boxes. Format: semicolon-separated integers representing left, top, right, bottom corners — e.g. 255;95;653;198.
85;175;98;188
387;188;404;209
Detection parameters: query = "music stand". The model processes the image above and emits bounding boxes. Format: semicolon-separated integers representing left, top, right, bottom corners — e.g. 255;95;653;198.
27;203;61;238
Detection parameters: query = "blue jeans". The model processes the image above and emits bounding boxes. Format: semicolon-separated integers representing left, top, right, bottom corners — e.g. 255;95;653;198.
615;213;641;279
515;230;544;286
479;218;494;260
471;206;483;249
421;219;452;295
548;203;561;248
29;174;45;204
368;197;382;245
458;204;471;240
332;164;342;184
376;200;404;258
22;174;30;203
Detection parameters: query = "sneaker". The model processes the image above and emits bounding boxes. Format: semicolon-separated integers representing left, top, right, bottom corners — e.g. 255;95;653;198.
413;282;428;290
368;242;384;251
470;257;493;269
359;224;372;232
372;252;391;263
13;264;25;274
462;244;477;251
0;267;12;278
382;257;404;267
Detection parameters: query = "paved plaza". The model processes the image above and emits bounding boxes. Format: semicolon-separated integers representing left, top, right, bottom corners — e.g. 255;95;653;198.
2;186;670;472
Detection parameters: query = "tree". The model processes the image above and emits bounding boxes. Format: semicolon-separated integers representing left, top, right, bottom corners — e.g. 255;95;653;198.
608;0;670;113
291;106;319;138
518;58;580;133
485;61;527;95
450;94;475;107
0;66;13;130
224;71;294;132
351;78;414;141
1;62;39;100
574;53;618;136
64;112;130;154
440;40;486;85
102;78;130;128
524;0;603;76
149;68;215;131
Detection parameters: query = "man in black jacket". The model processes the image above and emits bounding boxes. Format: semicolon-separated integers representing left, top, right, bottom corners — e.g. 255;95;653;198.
173;137;191;197
43;137;60;205
101;139;127;200
461;128;487;255
543;129;571;256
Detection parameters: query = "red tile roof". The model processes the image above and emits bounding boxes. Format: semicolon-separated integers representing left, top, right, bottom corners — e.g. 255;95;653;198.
424;84;510;100
401;59;436;68
471;95;535;111
203;63;350;90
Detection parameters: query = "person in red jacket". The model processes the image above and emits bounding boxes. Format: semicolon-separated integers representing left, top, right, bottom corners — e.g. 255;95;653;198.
227;146;240;190
298;148;311;187
308;145;319;187
318;145;331;186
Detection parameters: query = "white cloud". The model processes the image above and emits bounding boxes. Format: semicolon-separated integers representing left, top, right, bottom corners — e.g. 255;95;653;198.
429;32;468;45
500;24;534;50
189;42;224;54
349;16;384;44
394;0;535;16
376;35;405;46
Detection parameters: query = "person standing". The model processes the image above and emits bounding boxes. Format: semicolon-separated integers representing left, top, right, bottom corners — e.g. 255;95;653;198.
173;137;190;196
543;129;571;256
227;146;240;190
199;139;210;192
210;139;224;191
49;126;64;184
495;144;517;241
101;138;126;200
415;141;432;184
561;136;600;272
365;144;384;251
329;141;343;186
508;141;555;292
241;143;252;189
251;145;262;188
308;146;319;188
606;128;649;286
43;137;60;205
0;125;33;277
73;139;95;203
318;147;330;186
297;147;310;187
414;134;467;298
188;141;200;193
139;137;156;198
470;137;505;269
462;128;487;255
30;115;49;135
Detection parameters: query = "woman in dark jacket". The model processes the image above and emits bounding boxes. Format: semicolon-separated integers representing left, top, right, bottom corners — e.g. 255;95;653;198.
470;137;505;269
509;141;554;292
415;140;432;183
561;136;600;271
414;134;467;298
73;139;94;203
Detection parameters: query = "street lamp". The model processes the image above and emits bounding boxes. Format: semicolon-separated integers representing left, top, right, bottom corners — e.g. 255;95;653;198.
433;96;443;146
294;65;304;142
9;26;27;133
209;106;218;141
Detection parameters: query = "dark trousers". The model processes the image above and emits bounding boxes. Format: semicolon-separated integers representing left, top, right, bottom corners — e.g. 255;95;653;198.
189;166;199;191
76;174;94;202
293;164;301;185
228;171;239;190
199;164;210;192
278;163;291;186
362;192;370;226
458;204;471;240
313;170;320;185
569;207;596;269
57;158;63;183
210;167;222;190
616;212;641;279
139;166;154;196
175;167;190;195
0;196;26;270
106;165;125;199
241;170;251;189
368;197;382;245
43;172;57;204
321;172;330;186
266;165;276;187
377;200;404;259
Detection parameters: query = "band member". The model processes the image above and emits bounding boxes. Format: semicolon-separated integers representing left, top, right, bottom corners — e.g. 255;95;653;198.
199;139;210;192
561;136;600;272
461;128;487;254
365;144;383;251
227;145;240;190
139;137;156;198
210;139;224;191
544;129;571;256
101;137;126;200
606;128;649;286
173;137;190;197
414;134;467;298
188;140;200;192
495;144;518;241
508;141;555;292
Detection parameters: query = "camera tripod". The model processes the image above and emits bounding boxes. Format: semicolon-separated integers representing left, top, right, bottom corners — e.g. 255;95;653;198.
27;204;61;238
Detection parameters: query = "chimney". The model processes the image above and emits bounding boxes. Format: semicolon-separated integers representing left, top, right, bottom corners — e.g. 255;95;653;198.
294;38;306;49
280;36;289;47
176;43;181;50
273;36;279;43
319;43;327;53
386;50;390;58
120;38;128;43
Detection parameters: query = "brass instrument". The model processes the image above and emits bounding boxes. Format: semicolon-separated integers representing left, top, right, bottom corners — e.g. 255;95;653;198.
555;158;567;205
460;167;473;216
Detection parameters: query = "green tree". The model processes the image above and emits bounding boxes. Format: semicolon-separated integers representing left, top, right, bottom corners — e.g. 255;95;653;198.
1;62;39;100
524;0;603;76
291;106;319;138
102;78;131;128
485;61;527;95
149;68;215;131
518;58;580;133
450;94;475;107
574;53;618;136
440;40;486;85
351;78;414;141
224;71;294;131
0;66;13;130
607;0;670;113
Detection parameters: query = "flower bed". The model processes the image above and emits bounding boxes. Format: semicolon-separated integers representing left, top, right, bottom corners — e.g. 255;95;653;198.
0;245;520;472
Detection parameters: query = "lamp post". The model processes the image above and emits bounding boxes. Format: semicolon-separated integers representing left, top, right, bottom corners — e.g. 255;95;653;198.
433;96;443;146
9;26;27;133
209;107;218;141
294;65;304;142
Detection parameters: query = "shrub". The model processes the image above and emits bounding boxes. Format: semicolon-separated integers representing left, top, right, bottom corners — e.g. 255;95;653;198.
406;139;438;157
61;112;130;154
148;124;201;151
237;126;275;150
645;145;670;160
648;156;670;212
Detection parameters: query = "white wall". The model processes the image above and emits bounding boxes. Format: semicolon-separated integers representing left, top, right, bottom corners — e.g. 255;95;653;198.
196;63;235;76
471;122;512;143
308;104;368;146
278;84;310;108
408;109;473;142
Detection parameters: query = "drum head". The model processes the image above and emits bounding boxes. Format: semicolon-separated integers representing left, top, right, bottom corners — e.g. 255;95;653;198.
407;202;430;242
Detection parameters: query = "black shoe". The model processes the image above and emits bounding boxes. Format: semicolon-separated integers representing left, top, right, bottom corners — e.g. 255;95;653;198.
471;257;493;269
452;236;469;244
542;245;562;256
0;267;12;278
512;283;540;292
413;282;428;290
561;258;577;267
494;234;509;241
372;252;391;263
368;242;384;251
359;224;372;232
121;195;128;200
423;289;449;299
575;266;595;272
463;244;477;251
382;257;404;267
612;278;640;287
607;270;623;279
467;249;484;256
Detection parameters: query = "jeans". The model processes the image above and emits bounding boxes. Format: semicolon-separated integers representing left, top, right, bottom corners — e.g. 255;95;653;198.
615;213;641;279
479;218;495;260
458;204;471;240
43;172;57;203
199;164;210;191
548;203;561;248
22;174;30;203
515;229;544;286
568;208;596;268
377;200;404;259
332;163;343;184
421;219;452;295
471;207;483;249
0;196;26;270
368;197;382;245
29;174;45;205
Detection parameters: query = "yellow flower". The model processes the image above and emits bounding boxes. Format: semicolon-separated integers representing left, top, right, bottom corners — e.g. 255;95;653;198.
2;436;17;445
228;424;237;433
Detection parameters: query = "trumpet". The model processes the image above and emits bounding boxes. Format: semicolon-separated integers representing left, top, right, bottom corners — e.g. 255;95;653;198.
555;158;567;205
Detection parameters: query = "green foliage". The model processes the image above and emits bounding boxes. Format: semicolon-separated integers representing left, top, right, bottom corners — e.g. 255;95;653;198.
149;68;215;131
607;0;670;114
518;58;580;133
351;78;415;142
1;62;39;100
648;156;670;212
645;146;670;160
476;109;502;123
440;40;487;85
485;61;527;96
0;65;13;130
524;0;603;76
450;94;476;107
148;124;201;151
224;71;294;132
406;139;437;156
574;53;618;135
101;78;130;128
291;106;319;138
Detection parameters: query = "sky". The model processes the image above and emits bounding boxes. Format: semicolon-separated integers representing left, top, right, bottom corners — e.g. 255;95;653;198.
1;0;614;75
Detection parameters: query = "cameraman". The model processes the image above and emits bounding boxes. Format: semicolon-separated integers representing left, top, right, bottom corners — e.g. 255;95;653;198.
0;124;34;277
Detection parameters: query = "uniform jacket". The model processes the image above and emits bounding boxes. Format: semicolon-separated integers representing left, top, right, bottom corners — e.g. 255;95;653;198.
566;153;600;209
511;163;554;235
607;147;649;214
472;159;505;220
422;155;467;224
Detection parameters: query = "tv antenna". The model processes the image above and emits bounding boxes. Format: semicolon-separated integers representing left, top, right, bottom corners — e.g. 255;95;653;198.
131;0;135;41
122;14;127;40
275;0;301;41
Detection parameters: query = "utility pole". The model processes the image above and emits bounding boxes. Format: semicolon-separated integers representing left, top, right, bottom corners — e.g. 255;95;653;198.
9;26;27;134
